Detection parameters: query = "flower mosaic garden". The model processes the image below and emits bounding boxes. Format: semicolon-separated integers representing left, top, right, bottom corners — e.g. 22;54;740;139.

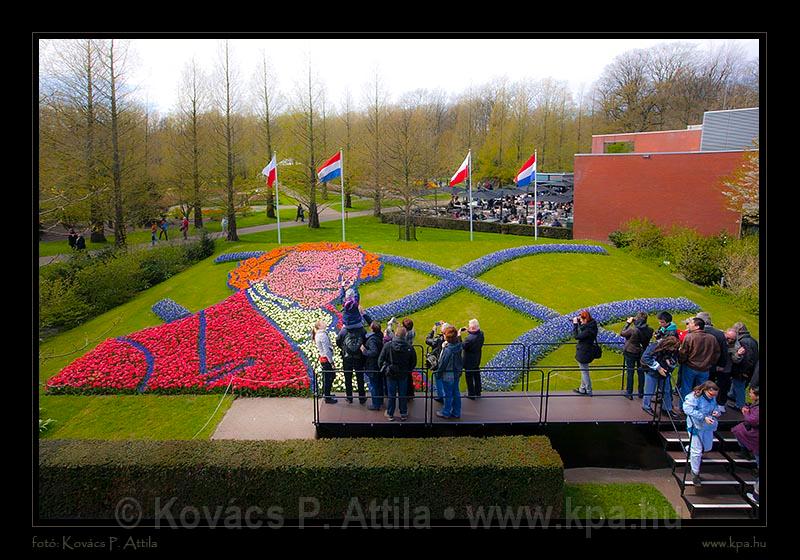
46;241;702;396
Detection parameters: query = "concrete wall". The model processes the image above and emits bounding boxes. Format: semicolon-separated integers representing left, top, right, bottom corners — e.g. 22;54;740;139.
574;151;746;241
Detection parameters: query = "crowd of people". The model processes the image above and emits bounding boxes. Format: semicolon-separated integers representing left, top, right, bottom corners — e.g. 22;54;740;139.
425;192;573;228
313;282;485;421
572;308;760;502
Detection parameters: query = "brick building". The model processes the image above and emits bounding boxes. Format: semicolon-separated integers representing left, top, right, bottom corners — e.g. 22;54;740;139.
574;108;759;241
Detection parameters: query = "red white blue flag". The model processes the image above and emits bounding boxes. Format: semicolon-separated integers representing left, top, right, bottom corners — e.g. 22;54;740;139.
515;153;536;187
317;151;343;183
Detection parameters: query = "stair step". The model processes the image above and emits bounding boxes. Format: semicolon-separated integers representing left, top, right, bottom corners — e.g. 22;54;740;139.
733;470;757;486
660;431;722;450
723;450;757;466
683;493;753;511
716;431;739;444
674;469;741;487
667;450;729;465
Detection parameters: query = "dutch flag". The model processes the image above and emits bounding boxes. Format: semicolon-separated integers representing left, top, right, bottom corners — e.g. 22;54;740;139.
317;151;343;184
515;153;537;187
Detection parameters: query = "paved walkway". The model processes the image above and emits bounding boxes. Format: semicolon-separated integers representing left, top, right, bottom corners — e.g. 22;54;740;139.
38;207;375;267
211;398;316;440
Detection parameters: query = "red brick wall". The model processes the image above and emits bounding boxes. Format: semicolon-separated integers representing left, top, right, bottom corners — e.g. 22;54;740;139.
591;129;702;154
574;152;745;241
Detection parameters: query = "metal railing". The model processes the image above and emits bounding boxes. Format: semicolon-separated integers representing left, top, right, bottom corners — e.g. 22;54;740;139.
312;340;665;427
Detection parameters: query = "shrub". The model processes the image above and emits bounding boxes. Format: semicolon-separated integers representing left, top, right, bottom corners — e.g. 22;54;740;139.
720;235;759;296
608;230;632;248
138;245;188;287
39;437;564;520
183;229;215;262
663;227;723;286
38;276;93;332
623;218;664;257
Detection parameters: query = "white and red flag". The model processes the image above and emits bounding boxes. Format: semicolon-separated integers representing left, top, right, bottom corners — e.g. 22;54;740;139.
261;154;277;187
449;152;471;187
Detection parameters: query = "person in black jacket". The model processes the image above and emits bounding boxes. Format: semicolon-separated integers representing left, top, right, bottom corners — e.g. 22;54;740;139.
696;311;731;414
426;322;450;403
572;310;598;396
729;322;759;410
67;229;78;250
336;325;367;405
460;319;485;399
361;321;385;410
620;311;654;400
378;326;417;421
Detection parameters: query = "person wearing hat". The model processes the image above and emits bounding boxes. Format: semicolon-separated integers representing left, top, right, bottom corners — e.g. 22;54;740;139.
678;317;721;402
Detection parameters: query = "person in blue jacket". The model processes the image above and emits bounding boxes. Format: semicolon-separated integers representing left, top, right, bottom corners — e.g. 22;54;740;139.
436;326;464;419
682;380;722;486
641;336;680;417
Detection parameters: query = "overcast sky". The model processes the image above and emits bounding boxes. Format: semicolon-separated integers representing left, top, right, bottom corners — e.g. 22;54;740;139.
41;37;760;114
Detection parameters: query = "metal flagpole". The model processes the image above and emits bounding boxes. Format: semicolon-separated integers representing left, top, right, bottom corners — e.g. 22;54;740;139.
340;149;346;242
468;149;473;241
534;149;538;241
274;152;281;244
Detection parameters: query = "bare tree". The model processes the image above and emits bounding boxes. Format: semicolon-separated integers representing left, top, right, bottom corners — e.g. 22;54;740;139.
362;70;388;216
214;40;240;241
384;95;426;240
39;38;108;241
178;58;208;228
97;38;134;248
281;60;330;228
256;52;281;219
340;89;356;209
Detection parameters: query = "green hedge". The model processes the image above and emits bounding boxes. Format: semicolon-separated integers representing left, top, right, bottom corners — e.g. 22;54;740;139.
381;212;572;239
39;437;563;520
39;232;215;335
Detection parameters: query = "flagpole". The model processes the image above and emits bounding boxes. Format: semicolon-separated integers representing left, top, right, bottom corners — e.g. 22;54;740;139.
274;152;281;244
340;149;346;242
468;149;473;242
534;149;538;241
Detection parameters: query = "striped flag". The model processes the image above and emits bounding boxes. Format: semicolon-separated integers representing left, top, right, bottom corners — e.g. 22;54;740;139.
261;154;277;187
515;153;537;187
317;151;343;183
449;152;470;187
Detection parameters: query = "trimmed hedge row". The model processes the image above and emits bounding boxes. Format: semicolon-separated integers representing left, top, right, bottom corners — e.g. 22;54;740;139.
380;212;572;239
39;436;564;520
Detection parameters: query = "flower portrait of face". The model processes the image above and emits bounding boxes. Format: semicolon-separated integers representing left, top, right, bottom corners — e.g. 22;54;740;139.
267;249;365;309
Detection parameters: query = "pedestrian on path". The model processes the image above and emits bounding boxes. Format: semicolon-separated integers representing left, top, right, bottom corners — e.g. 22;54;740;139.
151;222;157;246
296;204;305;223
159;218;169;240
180;216;189;240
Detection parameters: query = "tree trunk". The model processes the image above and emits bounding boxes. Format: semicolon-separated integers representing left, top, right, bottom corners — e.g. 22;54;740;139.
307;200;320;228
86;41;106;243
266;186;275;219
109;41;126;248
345;192;352;209
192;101;203;229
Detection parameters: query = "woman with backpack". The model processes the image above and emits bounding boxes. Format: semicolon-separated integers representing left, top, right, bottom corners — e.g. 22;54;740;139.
378;326;417;421
572;310;599;397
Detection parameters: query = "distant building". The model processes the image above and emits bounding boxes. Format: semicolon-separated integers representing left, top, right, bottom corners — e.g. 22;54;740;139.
574;107;759;241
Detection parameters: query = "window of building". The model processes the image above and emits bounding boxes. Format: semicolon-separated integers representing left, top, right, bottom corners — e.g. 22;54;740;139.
604;141;635;153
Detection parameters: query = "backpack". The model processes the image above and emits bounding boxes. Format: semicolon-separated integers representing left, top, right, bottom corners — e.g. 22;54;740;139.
381;346;402;378
343;330;362;357
637;325;654;352
592;341;603;359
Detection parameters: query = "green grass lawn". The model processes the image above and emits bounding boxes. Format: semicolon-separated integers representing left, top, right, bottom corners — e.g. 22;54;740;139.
564;483;679;519
38;216;759;439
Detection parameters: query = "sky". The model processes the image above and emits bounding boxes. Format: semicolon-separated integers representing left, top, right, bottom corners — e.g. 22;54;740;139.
41;37;761;115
